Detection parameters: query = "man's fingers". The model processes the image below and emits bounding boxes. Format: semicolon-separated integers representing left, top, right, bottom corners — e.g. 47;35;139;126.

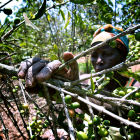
18;57;41;78
63;52;74;62
36;60;62;82
62;52;79;81
47;60;62;71
35;66;52;82
25;60;49;87
25;67;36;87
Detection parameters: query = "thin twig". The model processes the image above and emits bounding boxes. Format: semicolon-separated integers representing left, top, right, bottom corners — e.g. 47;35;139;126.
4;41;21;48
94;94;140;107
0;113;9;140
19;79;28;104
0;23;10;37
64;85;130;110
0;0;13;9
122;87;140;100
0;90;26;140
0;84;15;110
117;87;140;139
42;84;59;139
0;52;16;62
19;81;53;131
117;108;128;140
1;20;25;41
24;91;53;130
71;60;140;86
60;91;75;140
85;96;98;140
92;94;130;110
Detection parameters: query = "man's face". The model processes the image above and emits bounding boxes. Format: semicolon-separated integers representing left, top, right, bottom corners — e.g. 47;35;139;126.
91;45;122;72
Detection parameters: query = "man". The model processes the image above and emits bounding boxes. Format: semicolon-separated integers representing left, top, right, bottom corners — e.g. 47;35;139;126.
91;24;130;91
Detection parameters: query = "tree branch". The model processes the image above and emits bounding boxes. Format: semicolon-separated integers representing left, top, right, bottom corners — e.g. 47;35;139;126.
0;0;13;9
94;93;140;107
44;82;140;130
71;60;140;86
0;63;18;76
60;92;75;140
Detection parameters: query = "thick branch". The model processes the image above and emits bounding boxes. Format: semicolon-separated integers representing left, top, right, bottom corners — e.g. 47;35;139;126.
0;62;138;111
0;63;18;76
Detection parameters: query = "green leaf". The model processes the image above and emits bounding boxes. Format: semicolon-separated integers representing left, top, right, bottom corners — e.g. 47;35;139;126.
32;0;46;20
56;0;64;3
64;11;71;29
4;45;14;51
59;9;65;21
73;11;77;24
90;72;95;93
108;0;113;7
46;12;51;22
118;70;140;82
20;42;26;47
53;44;58;52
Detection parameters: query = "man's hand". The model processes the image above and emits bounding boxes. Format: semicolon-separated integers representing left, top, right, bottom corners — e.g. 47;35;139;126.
18;52;79;88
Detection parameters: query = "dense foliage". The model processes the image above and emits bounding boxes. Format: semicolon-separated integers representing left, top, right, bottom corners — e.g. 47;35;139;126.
0;0;139;140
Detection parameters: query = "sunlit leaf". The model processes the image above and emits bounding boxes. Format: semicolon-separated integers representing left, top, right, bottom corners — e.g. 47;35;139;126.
19;42;26;47
53;44;58;52
90;72;95;93
64;11;71;29
46;12;51;22
23;13;39;31
4;45;14;51
59;9;65;21
56;0;64;3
